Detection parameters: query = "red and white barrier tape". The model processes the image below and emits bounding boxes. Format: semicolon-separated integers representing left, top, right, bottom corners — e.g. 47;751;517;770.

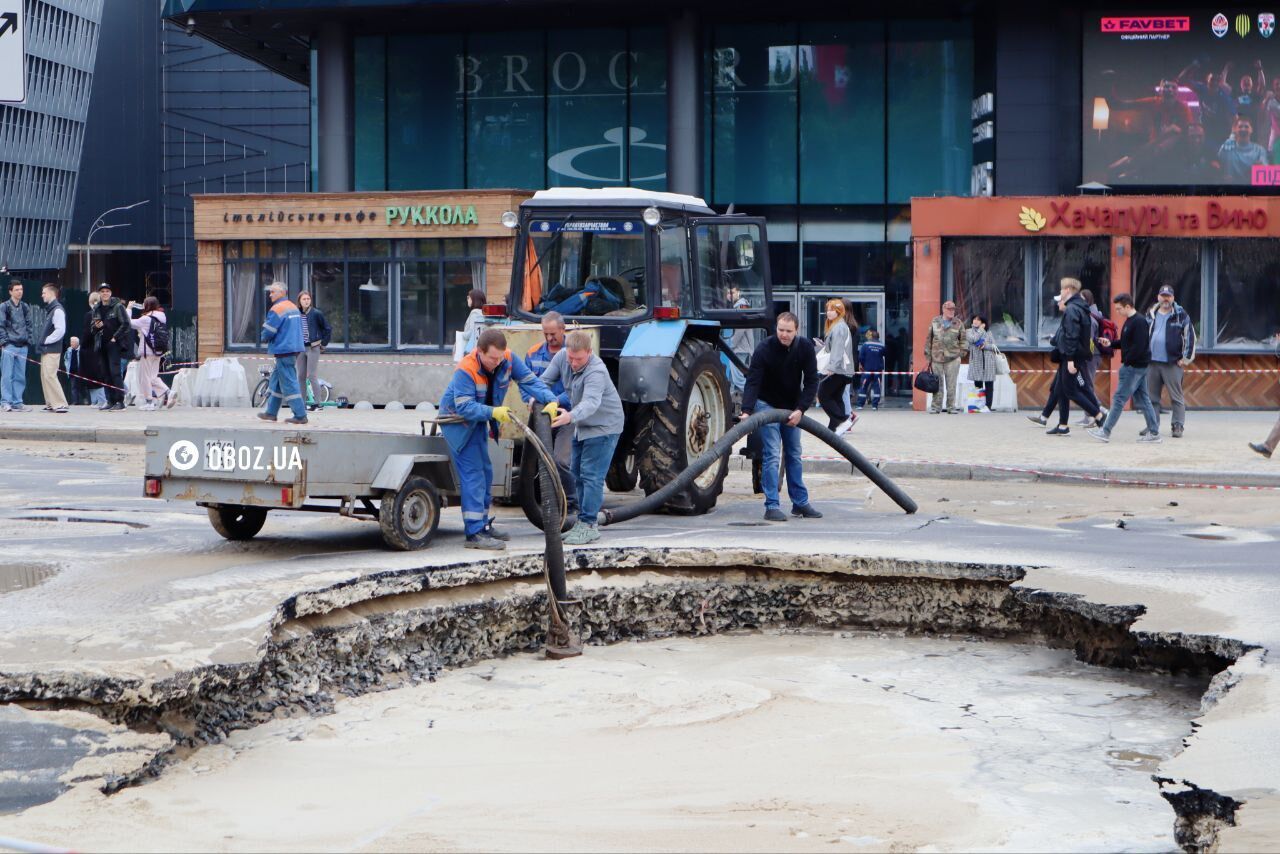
21;354;128;394
797;452;1280;491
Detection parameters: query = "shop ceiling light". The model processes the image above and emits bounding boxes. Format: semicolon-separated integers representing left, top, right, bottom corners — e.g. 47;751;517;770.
1092;98;1110;138
359;277;381;292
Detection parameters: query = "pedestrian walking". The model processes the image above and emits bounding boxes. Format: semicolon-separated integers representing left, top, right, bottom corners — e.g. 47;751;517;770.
1073;289;1113;426
1087;294;1162;443
82;292;108;408
1146;284;1196;438
1045;278;1105;436
816;298;857;434
439;327;558;550
128;297;171;410
857;330;885;410
296;291;332;410
965;314;998;413
462;289;486;346
925;300;966;413
93;284;133;412
37;283;68;413
255;281;308;425
523;311;578;520
739;311;823;522
1248;418;1280;459
840;298;861;412
64;337;89;405
545;331;625;544
1028;278;1106;430
0;279;34;412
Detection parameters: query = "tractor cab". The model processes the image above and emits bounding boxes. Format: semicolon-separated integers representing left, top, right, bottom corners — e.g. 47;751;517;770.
506;188;772;356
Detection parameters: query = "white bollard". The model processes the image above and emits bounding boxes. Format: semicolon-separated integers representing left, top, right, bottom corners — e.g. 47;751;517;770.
385;400;405;411
353;400;374;411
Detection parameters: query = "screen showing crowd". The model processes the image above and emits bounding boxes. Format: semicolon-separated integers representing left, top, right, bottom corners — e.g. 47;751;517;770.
1083;11;1280;186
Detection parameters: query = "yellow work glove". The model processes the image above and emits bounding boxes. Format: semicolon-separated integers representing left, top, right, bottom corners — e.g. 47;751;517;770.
542;401;559;420
491;406;512;424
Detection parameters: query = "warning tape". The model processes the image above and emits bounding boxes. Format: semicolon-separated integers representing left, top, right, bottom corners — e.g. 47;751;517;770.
21;354;128;394
797;452;1280;491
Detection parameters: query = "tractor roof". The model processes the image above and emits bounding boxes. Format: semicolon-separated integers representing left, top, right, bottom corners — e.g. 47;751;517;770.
523;187;715;214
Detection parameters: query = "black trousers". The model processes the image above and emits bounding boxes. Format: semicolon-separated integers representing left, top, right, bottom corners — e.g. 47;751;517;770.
1054;359;1101;424
817;374;853;430
1042;363;1101;420
977;380;995;409
102;346;126;405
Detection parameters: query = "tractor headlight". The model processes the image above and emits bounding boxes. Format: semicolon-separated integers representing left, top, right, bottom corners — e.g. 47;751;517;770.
642;206;661;227
500;210;518;229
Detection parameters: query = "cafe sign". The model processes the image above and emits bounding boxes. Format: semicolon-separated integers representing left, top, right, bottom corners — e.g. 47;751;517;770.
221;203;480;228
1018;200;1268;235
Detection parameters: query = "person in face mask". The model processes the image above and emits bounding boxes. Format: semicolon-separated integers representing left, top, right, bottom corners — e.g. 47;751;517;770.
816;298;856;434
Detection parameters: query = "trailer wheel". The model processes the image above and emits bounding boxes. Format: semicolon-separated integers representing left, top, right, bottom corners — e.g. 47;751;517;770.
208;505;268;541
379;476;441;551
633;337;731;514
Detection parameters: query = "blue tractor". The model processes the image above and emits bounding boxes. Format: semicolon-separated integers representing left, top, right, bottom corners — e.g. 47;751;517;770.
499;188;773;515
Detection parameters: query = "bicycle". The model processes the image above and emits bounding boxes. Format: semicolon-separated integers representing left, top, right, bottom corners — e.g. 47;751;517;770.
251;366;337;409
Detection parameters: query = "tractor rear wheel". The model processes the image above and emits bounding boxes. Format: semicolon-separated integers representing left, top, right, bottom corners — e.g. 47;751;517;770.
633;338;731;514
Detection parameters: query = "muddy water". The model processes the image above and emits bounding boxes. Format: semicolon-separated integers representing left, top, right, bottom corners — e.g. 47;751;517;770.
0;631;1203;853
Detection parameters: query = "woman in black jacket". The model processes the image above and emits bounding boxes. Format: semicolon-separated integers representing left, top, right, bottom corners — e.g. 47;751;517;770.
297;291;332;410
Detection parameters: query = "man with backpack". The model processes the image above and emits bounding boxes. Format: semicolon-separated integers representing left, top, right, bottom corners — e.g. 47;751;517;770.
1044;278;1105;436
1074;289;1115;426
128;297;172;410
92;283;133;411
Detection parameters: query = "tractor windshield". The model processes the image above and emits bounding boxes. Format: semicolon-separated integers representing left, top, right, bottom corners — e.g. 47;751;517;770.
519;218;647;318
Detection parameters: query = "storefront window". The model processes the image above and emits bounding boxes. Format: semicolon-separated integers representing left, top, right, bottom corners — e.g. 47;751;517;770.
225;249;288;347
387;34;464;190
399;260;441;347
1038;239;1110;346
948;239;1026;346
1132;239;1201;331
306;261;346;348
348;263;390;346
467;32;545;189
1215;240;1280;350
802;243;886;289
629;28;668;189
712;24;800;204
887;20;973;202
799;21;885;204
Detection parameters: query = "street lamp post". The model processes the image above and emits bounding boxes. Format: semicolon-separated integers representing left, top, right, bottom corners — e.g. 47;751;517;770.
83;200;149;293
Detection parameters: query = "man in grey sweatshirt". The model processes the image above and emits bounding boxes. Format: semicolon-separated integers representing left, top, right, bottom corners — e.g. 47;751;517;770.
544;330;625;545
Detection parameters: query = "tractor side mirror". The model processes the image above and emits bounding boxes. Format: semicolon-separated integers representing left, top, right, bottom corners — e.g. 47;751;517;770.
733;234;755;269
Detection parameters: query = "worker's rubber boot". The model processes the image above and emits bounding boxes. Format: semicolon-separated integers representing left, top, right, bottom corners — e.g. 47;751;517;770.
465;533;506;551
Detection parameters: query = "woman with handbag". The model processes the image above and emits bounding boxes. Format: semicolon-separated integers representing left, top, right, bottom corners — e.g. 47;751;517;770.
816;298;857;433
966;314;998;412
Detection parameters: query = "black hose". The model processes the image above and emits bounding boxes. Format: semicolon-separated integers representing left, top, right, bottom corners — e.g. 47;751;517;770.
532;412;570;605
600;407;917;525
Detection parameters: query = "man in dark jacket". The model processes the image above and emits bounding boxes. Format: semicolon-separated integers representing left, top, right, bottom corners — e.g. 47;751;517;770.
1088;293;1162;443
1146;284;1196;438
1046;278;1104;436
92;283;132;411
0;279;34;411
740;311;822;522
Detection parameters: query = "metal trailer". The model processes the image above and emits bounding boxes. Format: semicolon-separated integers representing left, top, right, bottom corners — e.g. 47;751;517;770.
142;425;462;550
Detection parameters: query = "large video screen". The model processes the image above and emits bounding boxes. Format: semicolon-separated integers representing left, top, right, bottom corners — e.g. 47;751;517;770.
1083;11;1280;186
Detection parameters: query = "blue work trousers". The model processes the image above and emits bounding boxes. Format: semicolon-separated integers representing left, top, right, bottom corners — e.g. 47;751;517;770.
455;426;494;536
857;374;882;407
263;353;306;420
1;345;28;406
572;432;620;526
1101;364;1160;435
754;401;809;511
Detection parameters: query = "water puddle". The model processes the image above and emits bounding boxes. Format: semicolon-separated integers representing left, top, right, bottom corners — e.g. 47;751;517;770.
0;563;58;594
10;514;148;529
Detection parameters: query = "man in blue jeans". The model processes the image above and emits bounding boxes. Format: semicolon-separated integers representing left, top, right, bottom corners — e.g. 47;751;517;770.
547;330;625;545
256;281;308;425
1088;293;1162;443
0;280;34;412
739;312;822;522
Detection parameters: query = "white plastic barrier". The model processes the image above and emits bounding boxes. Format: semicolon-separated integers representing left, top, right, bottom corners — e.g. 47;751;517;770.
168;368;197;407
191;357;251;408
957;364;1019;412
123;361;142;406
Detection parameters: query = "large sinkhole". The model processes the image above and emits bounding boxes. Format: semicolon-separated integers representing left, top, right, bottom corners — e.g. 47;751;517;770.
0;550;1254;852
